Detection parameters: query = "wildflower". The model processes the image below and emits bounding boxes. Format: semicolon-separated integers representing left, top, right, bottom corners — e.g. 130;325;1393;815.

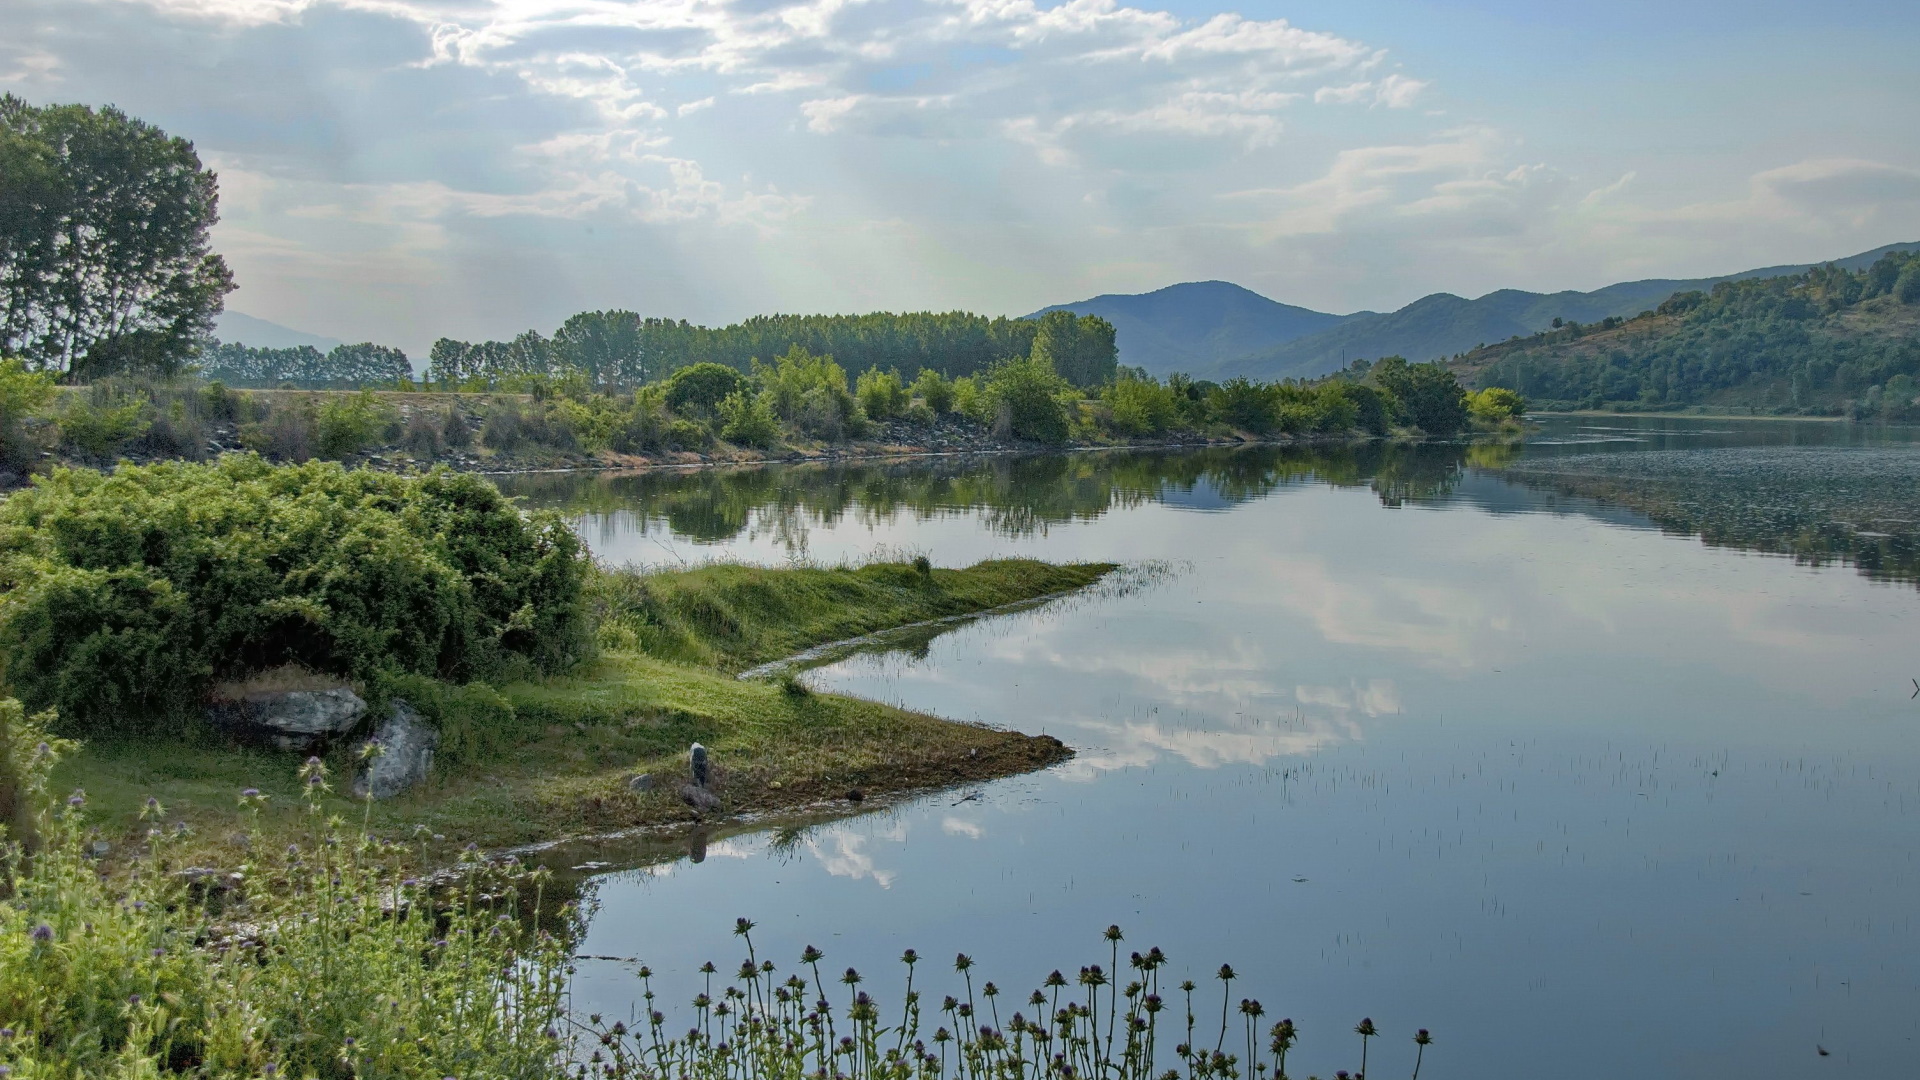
1217;964;1236;982
801;945;825;964
1104;924;1124;942
734;917;756;936
67;789;85;808
1355;1018;1377;1038
1415;1029;1433;1045
901;948;918;965
29;923;53;943
954;952;973;971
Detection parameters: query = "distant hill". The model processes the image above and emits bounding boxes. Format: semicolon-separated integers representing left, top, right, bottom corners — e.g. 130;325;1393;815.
1208;242;1920;382
1449;248;1920;416
213;311;343;352
1027;281;1364;376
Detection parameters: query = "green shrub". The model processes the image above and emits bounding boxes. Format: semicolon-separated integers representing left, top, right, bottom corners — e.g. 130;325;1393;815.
401;407;445;456
0;359;57;475
985;356;1070;444
1467;386;1527;425
441;405;473;448
1103;375;1179;436
756;347;861;440
719;390;781;448
238;400;315;462
314;390;391;458
912;368;954;415
855;367;908;421
55;392;150;460
664;362;748;417
0;457;591;737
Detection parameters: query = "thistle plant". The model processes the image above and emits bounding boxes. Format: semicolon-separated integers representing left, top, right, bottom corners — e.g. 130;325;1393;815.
573;923;1435;1080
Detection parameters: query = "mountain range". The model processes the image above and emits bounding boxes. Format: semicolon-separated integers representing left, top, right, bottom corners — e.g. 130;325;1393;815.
213;311;344;352
1034;242;1920;382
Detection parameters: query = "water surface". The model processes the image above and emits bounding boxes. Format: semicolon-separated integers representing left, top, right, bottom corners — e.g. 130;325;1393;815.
498;417;1920;1078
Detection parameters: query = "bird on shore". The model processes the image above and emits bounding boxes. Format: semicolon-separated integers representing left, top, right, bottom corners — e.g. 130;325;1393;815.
680;743;721;816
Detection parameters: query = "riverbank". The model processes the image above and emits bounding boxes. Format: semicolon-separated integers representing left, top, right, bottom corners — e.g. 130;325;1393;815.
50;558;1110;868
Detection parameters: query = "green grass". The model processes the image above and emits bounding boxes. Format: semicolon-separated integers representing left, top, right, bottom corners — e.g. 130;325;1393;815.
597;556;1115;670
53;558;1108;862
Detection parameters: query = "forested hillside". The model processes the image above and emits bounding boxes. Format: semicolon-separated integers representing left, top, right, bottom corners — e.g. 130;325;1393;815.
1207;242;1919;382
1455;250;1920;416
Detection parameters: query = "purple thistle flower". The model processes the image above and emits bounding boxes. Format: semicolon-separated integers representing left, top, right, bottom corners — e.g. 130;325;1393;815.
29;923;53;942
241;788;260;798
67;790;85;807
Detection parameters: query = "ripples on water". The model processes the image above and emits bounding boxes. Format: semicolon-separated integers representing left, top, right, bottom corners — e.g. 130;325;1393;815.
497;416;1920;1079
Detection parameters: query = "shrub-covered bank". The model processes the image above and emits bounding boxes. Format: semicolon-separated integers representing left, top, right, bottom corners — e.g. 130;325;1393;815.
0;346;1520;489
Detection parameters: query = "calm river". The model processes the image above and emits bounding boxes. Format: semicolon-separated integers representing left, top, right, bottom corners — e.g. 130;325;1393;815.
498;417;1920;1079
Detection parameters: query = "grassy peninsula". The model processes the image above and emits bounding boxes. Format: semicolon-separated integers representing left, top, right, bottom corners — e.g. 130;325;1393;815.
0;455;1107;866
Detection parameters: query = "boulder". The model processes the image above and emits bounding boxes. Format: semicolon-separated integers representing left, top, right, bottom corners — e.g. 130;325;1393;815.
208;688;367;751
352;701;439;800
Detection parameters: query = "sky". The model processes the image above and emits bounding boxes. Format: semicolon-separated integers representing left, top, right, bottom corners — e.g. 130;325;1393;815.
4;0;1919;357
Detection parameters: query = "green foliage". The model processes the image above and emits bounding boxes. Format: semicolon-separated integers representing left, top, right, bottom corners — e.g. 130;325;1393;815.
1467;386;1527;425
0;96;235;380
1208;377;1276;434
0;358;56;473
55;392;150;460
1030;310;1120;387
756;346;862;440
854;367;908;421
911;368;955;415
482;398;580;456
1103;374;1181;436
1373;357;1469;435
373;671;525;766
985;356;1071;445
0;458;591;737
0;734;569;1079
314;390;392;459
664;362;748;418
718;390;782;448
1896;262;1920;305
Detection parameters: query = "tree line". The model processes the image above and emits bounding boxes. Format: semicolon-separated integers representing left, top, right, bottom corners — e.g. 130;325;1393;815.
426;308;1117;390
197;341;412;387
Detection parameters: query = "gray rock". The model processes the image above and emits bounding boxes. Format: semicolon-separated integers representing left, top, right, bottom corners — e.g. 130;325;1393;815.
208;688;367;751
352;701;439;800
627;773;655;792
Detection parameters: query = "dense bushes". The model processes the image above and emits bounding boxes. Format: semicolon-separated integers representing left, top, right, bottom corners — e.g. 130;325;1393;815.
0;457;590;736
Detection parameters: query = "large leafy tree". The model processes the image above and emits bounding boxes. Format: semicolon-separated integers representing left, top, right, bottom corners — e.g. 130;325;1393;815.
0;96;233;380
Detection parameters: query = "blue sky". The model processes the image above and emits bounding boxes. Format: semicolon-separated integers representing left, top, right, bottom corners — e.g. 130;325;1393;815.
4;0;1916;356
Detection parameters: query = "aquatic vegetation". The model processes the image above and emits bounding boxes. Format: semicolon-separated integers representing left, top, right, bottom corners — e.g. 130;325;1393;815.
576;920;1430;1080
